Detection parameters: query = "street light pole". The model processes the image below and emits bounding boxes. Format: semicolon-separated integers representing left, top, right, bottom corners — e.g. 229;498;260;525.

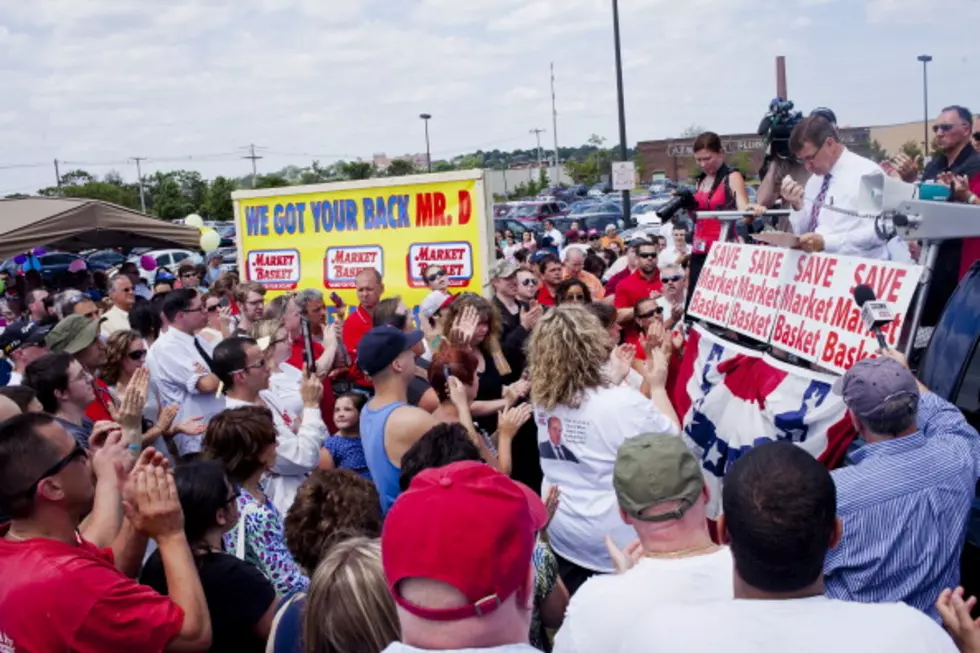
420;113;432;172
917;54;932;160
611;0;632;227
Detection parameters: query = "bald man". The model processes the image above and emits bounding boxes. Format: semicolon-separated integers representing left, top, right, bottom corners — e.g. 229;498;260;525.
563;248;605;300
344;267;386;390
0;395;21;423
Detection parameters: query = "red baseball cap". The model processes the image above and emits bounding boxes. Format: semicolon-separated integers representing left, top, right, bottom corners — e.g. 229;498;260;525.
382;461;548;621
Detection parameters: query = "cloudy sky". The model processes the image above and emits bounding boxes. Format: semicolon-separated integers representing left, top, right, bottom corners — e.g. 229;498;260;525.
0;0;977;195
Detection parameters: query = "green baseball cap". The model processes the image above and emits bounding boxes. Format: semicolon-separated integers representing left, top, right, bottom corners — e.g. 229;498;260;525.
46;314;102;354
613;433;705;523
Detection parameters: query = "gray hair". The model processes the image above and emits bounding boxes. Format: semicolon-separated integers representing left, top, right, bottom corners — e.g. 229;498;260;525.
54;290;84;320
294;288;324;314
659;262;684;276
856;398;917;437
109;274;131;292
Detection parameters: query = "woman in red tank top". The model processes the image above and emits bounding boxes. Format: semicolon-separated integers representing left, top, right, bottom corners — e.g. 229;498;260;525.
690;131;764;254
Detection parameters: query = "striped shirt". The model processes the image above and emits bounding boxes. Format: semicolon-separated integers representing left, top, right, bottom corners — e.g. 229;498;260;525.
825;391;980;620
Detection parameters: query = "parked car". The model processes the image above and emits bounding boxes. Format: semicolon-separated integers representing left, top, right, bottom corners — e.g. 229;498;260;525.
214;223;236;247
567;199;601;215
504;201;567;226
632;200;668;227
648;178;677;195
126;249;203;282
494;218;542;240
84;249;126;271
493;203;514;219
587;182;613;198
36;252;86;284
568;183;589;197
551;212;624;234
213;246;239;275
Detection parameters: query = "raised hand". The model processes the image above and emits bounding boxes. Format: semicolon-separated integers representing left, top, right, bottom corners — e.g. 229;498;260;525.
645;319;667;354
503;379;530;407
114;368;149;433
644;347;670;390
88;420;123;452
300;365;324;408
123;466;185;540
172;416;205;437
605;535;643;574
544;485;561;528
780;175;805;210
156;404;179;436
519;302;542;332
609;343;636;385
498;403;533;440
91;428;134;484
937;587;980;653
450;305;480;346
447;375;470;411
891;152;919;183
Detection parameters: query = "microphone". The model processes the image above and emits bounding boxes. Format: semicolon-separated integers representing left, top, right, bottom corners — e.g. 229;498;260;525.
853;284;893;349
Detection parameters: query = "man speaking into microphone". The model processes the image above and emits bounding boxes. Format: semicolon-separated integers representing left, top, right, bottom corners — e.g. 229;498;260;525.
780;115;911;262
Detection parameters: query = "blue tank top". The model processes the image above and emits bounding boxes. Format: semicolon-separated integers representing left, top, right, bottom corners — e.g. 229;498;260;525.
360;400;406;513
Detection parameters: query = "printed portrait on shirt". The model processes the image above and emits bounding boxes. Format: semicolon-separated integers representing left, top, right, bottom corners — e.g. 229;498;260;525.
539;416;579;463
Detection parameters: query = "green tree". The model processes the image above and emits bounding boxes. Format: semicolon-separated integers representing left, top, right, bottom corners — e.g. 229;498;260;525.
340;161;375;180
143;170;205;221
868;139;889;163
203;176;236;220
900;140;923;161
254;173;291;189
432;160;455;173
457;154;483;169
386;159;417;177
681;124;706;138
37;169;141;210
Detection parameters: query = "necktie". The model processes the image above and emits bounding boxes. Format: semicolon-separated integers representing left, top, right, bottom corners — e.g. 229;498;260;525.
807;173;832;233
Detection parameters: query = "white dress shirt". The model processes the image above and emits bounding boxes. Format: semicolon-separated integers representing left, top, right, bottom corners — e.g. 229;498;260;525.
100;305;131;337
224;390;325;515
545;228;565;248
788;147;910;261
145;327;225;455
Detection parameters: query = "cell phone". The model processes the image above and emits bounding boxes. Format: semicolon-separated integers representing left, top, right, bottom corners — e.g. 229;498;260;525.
329;292;344;308
219;296;230;308
443;364;452;382
300;316;316;372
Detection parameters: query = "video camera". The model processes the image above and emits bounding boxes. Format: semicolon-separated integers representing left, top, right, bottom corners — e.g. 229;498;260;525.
656;188;697;222
758;97;803;161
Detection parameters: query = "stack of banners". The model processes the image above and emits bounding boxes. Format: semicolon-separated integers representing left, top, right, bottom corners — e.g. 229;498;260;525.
668;324;856;519
233;172;491;317
687;242;923;374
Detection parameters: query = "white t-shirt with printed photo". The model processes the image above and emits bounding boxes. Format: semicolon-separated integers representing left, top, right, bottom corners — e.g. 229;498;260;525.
534;384;678;572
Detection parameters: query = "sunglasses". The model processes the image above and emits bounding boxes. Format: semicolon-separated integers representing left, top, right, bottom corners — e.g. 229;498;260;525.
182;305;207;314
13;441;87;497
128;349;147;361
636;307;664;320
521;278;539;287
425;270;447;283
564;293;586;302
206;304;220;313
933;123;963;133
637;252;658;259
662;275;683;283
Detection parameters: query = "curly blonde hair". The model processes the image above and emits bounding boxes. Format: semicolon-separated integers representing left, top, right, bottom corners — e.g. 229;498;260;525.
439;293;511;376
101;329;143;386
528;305;610;410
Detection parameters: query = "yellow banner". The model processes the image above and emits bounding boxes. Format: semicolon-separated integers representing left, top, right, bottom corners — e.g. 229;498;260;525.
235;174;489;312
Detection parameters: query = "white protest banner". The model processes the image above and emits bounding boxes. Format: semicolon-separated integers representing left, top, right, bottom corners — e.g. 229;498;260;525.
775;253;921;373
689;242;923;374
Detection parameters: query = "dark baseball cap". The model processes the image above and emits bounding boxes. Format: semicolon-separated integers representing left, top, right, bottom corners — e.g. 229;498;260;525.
614;433;705;522
833;356;919;421
0;320;52;356
357;326;424;376
46;314;101;354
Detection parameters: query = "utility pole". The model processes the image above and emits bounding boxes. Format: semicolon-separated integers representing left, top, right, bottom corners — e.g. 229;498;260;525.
242;144;263;188
420;114;433;172
530;128;546;171
550;62;560;181
53;159;61;187
917;54;933;159
611;0;632;227
130;157;147;213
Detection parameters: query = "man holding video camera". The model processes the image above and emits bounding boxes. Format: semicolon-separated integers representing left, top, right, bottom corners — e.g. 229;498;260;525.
780;115;910;262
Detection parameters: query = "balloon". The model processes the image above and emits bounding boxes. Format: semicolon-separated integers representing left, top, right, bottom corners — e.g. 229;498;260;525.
140;254;157;271
200;229;221;252
13;254;26;265
32;247;47;257
184;214;204;229
68;258;87;273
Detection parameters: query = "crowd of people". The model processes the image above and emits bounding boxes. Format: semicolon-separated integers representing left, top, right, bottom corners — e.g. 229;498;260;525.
1;107;980;653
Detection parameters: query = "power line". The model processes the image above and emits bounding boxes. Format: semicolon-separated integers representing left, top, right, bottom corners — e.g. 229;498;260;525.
242;144;264;188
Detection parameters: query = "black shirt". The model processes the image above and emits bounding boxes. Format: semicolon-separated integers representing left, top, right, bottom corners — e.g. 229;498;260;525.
922;144;980;181
141;550;276;653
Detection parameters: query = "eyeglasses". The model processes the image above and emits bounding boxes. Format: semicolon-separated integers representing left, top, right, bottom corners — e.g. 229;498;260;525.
11;441;88;498
933;123;964;133
232;360;267;375
636;307;664;320
425;270;447;283
662;275;684;283
564;293;585;302
637;252;658;259
128;349;147;361
206;304;220;313
800;140;827;164
521;278;539;287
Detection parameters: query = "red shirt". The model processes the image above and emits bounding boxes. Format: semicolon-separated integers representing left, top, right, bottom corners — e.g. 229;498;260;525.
342;306;374;388
615;269;663;343
86;378;114;423
287;339;337;432
0;529;184;652
537;285;557;307
604;266;633;296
